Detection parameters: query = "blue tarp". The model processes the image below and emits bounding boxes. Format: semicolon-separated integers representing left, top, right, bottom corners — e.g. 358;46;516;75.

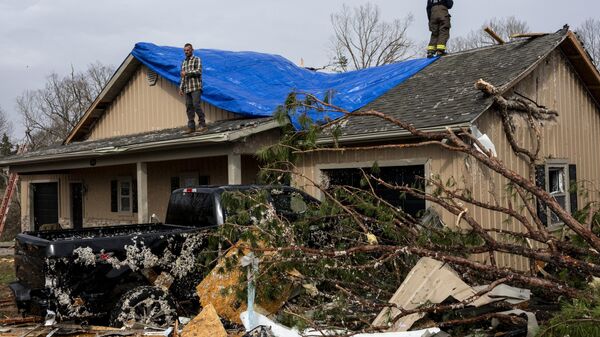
131;43;437;129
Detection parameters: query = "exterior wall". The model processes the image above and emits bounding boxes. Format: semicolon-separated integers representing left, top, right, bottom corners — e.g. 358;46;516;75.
69;164;138;226
19;155;263;231
296;49;600;271
20;174;71;231
146;156;228;222
146;155;261;221
87;65;240;141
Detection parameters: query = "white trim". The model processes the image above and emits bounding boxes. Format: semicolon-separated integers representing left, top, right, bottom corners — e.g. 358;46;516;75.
228;154;242;185
544;160;571;230
117;176;133;214
136;162;148;223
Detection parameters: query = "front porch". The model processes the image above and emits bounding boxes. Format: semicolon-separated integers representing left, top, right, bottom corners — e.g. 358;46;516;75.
2;118;281;231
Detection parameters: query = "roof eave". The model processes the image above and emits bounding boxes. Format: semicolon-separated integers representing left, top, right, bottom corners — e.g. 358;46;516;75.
317;122;473;145
64;54;140;144
2;119;282;167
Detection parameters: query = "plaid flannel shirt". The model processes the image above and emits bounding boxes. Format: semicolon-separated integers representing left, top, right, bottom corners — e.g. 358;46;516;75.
180;55;202;93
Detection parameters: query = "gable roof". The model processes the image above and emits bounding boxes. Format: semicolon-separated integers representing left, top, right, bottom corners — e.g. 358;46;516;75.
334;27;600;142
66;45;437;143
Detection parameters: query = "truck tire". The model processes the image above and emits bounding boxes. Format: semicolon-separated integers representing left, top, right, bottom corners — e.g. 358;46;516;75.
109;286;177;329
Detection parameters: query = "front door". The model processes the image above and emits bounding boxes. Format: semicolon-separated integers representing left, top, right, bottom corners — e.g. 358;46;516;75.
32;182;59;231
71;183;83;229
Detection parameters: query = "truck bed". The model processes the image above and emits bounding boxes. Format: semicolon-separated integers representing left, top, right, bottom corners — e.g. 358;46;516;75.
16;224;200;258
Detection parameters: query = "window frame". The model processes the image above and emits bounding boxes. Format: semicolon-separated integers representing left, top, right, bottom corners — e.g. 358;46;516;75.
117;177;133;213
545;161;570;229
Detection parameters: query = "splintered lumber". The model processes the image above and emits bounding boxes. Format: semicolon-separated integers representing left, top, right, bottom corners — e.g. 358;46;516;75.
510;33;549;39
0;316;42;325
484;26;505;44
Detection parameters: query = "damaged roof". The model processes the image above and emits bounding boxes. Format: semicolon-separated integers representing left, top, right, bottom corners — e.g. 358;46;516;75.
0;117;277;166
335;27;600;141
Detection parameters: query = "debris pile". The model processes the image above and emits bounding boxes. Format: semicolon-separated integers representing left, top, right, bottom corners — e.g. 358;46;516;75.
1;253;550;337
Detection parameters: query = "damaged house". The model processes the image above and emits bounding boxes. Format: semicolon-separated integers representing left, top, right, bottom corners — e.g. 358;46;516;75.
2;27;600;271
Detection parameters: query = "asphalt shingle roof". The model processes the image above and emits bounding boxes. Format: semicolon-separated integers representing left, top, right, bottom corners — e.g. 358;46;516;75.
6;117;274;162
339;28;569;137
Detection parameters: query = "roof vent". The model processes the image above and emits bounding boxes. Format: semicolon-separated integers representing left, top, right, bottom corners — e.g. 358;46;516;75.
146;69;158;86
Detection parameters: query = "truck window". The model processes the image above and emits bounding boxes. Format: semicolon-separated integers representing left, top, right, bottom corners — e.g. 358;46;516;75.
165;192;217;227
271;189;309;216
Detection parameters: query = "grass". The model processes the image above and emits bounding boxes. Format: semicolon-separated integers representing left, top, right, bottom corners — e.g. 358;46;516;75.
0;258;15;285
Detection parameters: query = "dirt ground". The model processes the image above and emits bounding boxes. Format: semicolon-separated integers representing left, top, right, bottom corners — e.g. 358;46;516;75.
0;258;17;320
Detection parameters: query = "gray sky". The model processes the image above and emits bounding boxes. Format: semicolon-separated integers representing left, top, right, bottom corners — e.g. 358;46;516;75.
0;0;597;140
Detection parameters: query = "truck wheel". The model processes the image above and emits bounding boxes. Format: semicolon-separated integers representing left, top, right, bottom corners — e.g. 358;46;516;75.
109;286;177;329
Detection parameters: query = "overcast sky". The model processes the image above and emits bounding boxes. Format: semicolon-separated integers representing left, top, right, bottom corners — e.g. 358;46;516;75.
0;0;597;140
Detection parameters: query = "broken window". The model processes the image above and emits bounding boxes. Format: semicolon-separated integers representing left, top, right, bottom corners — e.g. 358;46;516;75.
547;164;568;226
535;162;574;228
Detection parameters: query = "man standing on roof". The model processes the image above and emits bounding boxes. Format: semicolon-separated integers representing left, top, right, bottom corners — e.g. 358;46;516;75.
427;0;453;58
179;43;206;134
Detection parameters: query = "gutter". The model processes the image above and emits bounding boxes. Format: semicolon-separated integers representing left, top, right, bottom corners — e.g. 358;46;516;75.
317;122;473;145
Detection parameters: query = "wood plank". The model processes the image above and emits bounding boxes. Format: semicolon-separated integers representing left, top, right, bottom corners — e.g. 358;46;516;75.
510;33;548;39
484;27;505;44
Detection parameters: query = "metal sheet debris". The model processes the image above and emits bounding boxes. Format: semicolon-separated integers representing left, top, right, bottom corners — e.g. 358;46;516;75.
372;257;489;331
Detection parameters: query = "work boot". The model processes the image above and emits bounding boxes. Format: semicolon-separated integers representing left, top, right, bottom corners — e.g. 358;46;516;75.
436;49;447;57
184;126;195;134
196;124;207;133
426;50;436;58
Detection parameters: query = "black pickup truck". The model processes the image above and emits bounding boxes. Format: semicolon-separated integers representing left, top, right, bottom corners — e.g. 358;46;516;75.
10;185;317;328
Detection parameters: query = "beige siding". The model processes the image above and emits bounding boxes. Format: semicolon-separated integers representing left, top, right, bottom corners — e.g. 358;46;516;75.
296;50;600;270
87;65;240;141
147;156;229;221
20;174;71;231
69;165;138;226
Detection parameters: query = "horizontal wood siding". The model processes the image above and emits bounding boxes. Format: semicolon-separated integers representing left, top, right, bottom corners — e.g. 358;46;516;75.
69;165;138;226
87;65;240;141
146;157;229;222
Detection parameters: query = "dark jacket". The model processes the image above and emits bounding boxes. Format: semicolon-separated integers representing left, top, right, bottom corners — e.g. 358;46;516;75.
427;0;453;20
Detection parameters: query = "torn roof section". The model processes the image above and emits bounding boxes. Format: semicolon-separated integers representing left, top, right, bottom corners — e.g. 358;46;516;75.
130;43;437;129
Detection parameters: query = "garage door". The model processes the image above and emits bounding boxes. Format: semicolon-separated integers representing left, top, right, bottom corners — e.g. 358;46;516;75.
32;182;59;231
323;165;426;217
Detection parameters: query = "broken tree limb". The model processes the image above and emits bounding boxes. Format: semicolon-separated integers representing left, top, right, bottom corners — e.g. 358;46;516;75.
484;27;506;44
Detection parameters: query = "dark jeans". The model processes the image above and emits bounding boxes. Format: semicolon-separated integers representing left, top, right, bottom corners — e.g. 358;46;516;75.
185;90;205;129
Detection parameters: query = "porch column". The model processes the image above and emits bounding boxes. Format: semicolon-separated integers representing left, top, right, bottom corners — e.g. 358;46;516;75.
136;162;149;223
228;154;242;185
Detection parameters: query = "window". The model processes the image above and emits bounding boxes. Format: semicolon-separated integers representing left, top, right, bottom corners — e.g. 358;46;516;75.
547;164;569;227
111;178;137;213
270;189;310;216
536;162;577;228
119;179;132;212
323;165;426;217
171;174;210;191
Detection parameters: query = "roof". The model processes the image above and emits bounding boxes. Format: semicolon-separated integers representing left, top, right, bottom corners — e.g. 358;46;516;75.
9;28;600;166
0;117;278;166
334;27;600;142
66;45;436;143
